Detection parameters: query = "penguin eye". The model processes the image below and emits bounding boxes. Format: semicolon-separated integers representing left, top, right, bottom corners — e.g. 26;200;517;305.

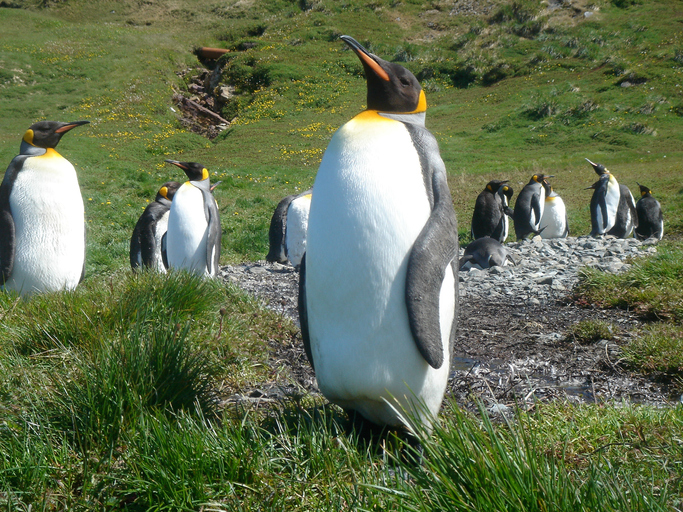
399;77;410;87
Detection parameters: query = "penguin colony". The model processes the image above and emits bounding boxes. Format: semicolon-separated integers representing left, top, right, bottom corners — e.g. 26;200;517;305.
0;35;667;430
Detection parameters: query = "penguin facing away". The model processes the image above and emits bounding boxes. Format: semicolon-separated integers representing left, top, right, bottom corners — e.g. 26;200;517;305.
0;120;89;296
634;183;664;241
471;179;512;242
266;189;312;269
163;160;221;277
608;184;638;238
586;158;621;237
458;237;513;270
299;36;459;430
539;188;569;239
513;174;553;240
130;181;181;273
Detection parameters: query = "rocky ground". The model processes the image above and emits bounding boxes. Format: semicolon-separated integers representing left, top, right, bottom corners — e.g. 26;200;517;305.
219;235;674;414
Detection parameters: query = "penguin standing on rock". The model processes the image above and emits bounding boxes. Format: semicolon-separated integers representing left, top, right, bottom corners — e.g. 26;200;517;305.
0;120;89;296
130;181;180;273
585;158;629;237
299;36;458;430
513;174;553;240
539;186;569;239
634;183;664;241
163;160;221;277
608;184;638;238
471;179;514;242
266;189;312;269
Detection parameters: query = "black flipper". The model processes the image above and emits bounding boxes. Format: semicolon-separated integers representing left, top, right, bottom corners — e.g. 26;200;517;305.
0;156;26;285
204;190;221;275
297;253;314;370
267;194;296;263
161;232;169;270
403;125;459;370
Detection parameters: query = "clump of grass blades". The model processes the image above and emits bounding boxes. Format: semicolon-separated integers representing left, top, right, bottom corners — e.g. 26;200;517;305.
623;323;683;375
391;401;670;511
574;242;683;323
48;308;217;453
566;320;614;345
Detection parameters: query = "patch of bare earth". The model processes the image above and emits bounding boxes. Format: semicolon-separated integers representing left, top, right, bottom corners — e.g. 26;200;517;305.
218;261;674;415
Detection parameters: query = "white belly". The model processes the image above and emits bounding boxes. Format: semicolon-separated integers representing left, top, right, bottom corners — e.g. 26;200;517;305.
540;197;567;239
166;184;209;275
306;114;452;427
285;194;310;268
5;152;84;295
154;211;170;273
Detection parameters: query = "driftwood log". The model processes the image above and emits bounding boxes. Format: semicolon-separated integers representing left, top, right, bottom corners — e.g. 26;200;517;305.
173;94;230;126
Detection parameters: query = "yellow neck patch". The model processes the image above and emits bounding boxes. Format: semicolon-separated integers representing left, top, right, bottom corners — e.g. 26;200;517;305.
159;186;169;200
202;168;209;180
415;90;427;113
23;129;35;146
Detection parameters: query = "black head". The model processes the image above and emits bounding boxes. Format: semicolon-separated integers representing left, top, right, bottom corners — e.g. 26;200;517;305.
341;35;425;114
585;158;609;175
165;160;209;182
22;120;89;149
500;184;514;200
586;173;610;191
156;181;181;202
636;182;652;197
485;179;508;193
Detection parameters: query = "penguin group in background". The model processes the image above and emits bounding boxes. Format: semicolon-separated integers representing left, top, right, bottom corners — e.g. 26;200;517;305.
299;35;458;430
513;174;553;240
0;120;89;296
586;158;637;238
539;186;569;239
163;160;221;277
459;237;513;270
130;181;180;273
634;183;664;241
266;189;312;269
471;179;514;242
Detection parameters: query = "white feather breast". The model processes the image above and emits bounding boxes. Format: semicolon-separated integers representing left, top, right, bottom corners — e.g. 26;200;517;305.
6;150;84;295
166;183;209;274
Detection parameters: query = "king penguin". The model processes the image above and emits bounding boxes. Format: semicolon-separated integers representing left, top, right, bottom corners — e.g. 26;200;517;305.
130;181;180;273
539;186;569;239
634;183;664;241
608;184;638;238
299;36;458;430
459;237;513;270
471;179;514;242
586;158;622;237
163;160;221;277
513;174;553;240
266;189;312;269
0;120;89;296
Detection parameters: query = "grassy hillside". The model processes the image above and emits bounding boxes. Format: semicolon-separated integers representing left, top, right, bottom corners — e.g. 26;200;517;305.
1;0;682;272
1;0;683;509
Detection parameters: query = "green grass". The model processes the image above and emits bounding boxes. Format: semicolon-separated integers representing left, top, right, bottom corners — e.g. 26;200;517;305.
2;0;683;509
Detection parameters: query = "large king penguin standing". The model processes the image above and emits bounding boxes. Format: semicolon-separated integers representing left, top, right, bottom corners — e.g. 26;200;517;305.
0;120;89;296
164;160;221;277
299;36;459;430
130;181;180;272
513;174;553;240
586;158;621;237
